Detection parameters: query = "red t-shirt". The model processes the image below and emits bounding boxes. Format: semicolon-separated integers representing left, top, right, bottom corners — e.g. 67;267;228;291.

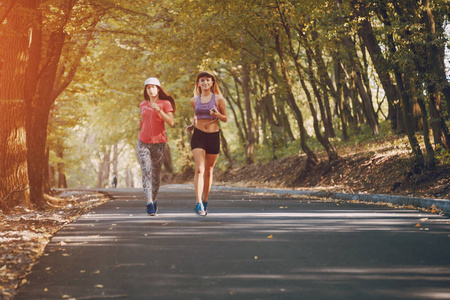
138;100;174;144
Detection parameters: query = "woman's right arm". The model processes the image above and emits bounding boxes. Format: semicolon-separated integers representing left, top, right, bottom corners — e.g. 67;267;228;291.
137;103;143;128
185;97;197;133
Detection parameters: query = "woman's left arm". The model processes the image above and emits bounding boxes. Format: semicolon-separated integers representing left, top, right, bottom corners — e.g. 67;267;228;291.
151;102;175;127
213;97;228;123
160;111;175;127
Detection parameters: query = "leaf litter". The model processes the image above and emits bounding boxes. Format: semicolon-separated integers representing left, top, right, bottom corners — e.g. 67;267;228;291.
0;191;110;300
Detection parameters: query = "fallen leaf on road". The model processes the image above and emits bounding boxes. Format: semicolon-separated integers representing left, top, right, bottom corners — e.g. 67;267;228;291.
415;223;421;227
0;191;110;299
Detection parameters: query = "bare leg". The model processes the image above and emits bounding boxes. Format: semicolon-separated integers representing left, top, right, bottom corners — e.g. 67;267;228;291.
192;148;206;204
202;154;218;202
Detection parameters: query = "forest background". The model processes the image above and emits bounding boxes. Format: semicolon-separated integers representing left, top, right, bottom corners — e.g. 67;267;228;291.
2;0;450;212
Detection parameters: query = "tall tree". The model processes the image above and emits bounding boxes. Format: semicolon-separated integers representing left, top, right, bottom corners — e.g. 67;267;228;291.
240;48;256;164
273;29;318;166
0;0;40;210
351;0;399;130
27;1;102;206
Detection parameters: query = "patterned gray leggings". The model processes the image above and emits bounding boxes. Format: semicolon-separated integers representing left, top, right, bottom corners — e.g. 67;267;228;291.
136;140;165;202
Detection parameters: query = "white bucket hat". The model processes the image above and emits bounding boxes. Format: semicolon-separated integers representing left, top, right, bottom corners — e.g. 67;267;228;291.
144;77;161;87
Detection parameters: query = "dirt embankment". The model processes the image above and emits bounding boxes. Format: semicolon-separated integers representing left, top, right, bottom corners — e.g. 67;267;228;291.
215;143;450;200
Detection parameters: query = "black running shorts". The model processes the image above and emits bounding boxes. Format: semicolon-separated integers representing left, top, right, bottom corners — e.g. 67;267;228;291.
190;128;220;155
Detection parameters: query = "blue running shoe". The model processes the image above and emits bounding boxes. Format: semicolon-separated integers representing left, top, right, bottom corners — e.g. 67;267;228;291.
203;202;208;215
194;202;206;216
146;202;157;216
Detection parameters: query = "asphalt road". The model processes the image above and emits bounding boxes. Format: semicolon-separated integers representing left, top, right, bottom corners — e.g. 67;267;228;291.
15;185;450;300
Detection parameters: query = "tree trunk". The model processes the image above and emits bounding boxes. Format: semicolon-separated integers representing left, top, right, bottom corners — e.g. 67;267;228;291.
274;7;337;161
104;148;111;188
303;75;339;161
309;29;336;138
304;47;333;139
428;87;450;148
56;149;67;188
219;130;234;169
0;101;30;211
340;61;364;130
273;30;318;166
0;0;40;211
260;68;288;160
416;91;437;169
422;0;450;148
336;0;378;135
303;50;339;161
163;144;174;174
268;60;295;141
97;149;111;188
27;0;95;204
422;0;450;116
335;59;349;141
44;147;50;192
341;78;358;126
354;3;398;129
397;72;425;171
48;165;56;189
241;48;255;165
126;168;134;188
222;74;247;144
349;45;379;135
112;144;119;176
97;159;104;189
27;30;66;207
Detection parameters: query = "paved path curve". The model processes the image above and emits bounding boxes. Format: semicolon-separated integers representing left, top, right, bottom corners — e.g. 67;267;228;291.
16;185;450;300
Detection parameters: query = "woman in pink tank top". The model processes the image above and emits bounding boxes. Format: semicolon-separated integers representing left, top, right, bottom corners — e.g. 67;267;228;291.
186;71;228;216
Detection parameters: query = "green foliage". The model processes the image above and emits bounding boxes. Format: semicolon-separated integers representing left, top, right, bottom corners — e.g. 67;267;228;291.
435;144;450;165
44;0;450;188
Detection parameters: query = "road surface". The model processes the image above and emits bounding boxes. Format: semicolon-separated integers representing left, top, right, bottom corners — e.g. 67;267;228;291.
15;185;450;300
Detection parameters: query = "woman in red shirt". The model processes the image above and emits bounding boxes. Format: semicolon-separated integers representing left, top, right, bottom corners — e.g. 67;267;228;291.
137;77;175;215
